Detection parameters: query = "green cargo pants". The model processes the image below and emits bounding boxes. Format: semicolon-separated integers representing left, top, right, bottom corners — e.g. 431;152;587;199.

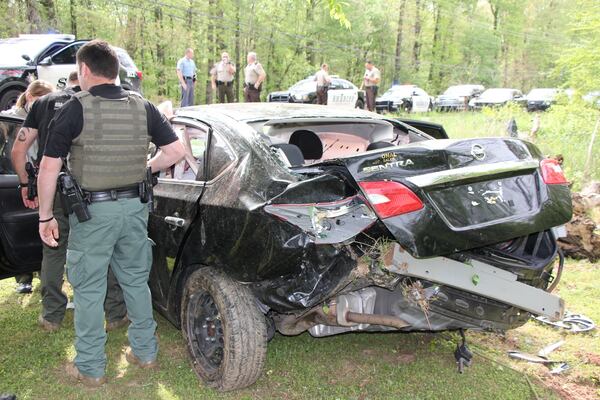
41;199;126;325
66;198;158;378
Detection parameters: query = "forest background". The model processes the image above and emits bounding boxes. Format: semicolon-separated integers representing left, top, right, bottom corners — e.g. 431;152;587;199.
1;0;599;105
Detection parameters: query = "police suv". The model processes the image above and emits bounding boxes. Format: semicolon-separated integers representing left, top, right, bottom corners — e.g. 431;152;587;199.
0;34;142;110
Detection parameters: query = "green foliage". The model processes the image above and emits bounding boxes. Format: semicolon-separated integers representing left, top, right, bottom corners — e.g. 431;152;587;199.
0;0;588;105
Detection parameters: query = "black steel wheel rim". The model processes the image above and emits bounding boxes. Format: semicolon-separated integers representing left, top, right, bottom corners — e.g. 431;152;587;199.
187;289;224;373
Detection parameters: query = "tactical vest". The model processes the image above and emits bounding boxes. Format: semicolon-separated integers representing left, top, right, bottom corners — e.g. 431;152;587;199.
69;91;149;191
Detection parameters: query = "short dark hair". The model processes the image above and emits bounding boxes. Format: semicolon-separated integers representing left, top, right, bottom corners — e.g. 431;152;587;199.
76;40;119;79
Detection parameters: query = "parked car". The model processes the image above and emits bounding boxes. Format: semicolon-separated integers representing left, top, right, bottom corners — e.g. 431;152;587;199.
0;104;571;391
268;76;365;109
583;90;600;108
434;84;484;111
525;88;560;112
469;88;526;110
375;84;433;113
0;34;142;110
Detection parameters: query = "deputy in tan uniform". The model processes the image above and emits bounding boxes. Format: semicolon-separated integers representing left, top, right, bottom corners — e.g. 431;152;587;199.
314;64;331;105
361;60;381;112
243;52;266;102
211;52;236;103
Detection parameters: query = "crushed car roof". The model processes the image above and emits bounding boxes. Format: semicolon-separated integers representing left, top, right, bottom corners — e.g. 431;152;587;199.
176;103;381;123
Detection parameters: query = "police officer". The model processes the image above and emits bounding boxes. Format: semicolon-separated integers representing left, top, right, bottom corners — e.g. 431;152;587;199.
37;40;185;387
243;52;266;102
361;60;381;112
176;48;197;107
314;63;331;105
11;71;128;332
211;52;236;103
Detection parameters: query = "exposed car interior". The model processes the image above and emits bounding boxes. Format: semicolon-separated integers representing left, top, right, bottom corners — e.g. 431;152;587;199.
258;118;427;167
160;123;207;181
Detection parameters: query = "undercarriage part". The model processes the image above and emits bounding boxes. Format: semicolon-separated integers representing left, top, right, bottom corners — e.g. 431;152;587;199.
389;243;565;321
547;248;564;293
454;329;473;374
345;311;410;329
507;340;570;375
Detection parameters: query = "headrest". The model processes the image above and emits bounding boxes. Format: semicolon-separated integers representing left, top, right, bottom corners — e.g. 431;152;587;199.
366;141;395;151
271;143;304;167
289;129;323;160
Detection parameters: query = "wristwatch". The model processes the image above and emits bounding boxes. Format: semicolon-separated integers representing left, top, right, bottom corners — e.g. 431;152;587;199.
17;182;28;190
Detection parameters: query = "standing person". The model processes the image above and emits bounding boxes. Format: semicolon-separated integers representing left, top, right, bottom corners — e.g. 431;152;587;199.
314;63;331;105
36;40;185;387
1;79;54;294
362;60;381;112
176;48;197;107
243;52;266;102
211;52;236;103
11;71;128;332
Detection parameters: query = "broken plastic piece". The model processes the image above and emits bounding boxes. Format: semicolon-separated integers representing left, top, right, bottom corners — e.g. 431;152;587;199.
533;311;595;333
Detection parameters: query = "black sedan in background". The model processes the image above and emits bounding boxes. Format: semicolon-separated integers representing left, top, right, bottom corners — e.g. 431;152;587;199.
434;84;484;111
526;88;559;112
268;76;365;109
469;88;526;109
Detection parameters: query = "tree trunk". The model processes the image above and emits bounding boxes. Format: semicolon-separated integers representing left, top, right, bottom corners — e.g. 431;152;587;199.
206;0;216;104
69;0;77;36
412;0;422;73
154;5;166;97
234;0;241;101
393;0;406;83
428;2;441;87
305;0;317;65
25;0;41;33
40;0;57;30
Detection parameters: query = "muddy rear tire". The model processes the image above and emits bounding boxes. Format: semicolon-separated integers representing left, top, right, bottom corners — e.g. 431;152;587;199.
181;267;267;391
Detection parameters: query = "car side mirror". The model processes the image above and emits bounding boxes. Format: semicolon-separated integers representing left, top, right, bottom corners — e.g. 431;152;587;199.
21;54;31;62
38;56;52;66
412;91;418;96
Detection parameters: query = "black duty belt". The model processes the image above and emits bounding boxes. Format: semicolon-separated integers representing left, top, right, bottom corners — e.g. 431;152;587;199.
244;82;259;89
217;80;233;86
84;186;140;203
184;76;194;80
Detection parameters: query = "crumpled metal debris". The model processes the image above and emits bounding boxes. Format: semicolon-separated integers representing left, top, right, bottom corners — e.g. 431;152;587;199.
533;311;596;333
508;340;570;374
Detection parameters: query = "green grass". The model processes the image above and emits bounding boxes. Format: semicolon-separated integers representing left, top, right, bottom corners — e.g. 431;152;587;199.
7;263;600;399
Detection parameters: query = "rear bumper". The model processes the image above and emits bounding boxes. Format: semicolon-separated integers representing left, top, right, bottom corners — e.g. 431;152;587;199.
388;243;564;321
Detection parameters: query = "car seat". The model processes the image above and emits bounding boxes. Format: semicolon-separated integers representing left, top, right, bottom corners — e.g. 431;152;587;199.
271;143;305;167
289;130;323;160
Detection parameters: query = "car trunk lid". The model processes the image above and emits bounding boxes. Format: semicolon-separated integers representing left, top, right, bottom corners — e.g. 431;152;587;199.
320;138;572;257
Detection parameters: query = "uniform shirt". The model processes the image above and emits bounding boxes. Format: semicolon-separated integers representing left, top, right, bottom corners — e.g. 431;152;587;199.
176;57;197;78
24;86;79;162
211;61;235;82
244;62;265;85
314;69;331;87
364;67;381;87
45;84;178;159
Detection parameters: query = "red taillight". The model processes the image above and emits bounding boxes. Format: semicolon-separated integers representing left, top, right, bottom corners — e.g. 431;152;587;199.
136;71;143;80
359;181;423;218
540;158;568;184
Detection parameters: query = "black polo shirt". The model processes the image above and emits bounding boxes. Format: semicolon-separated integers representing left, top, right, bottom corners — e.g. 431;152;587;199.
24;86;80;162
44;84;178;158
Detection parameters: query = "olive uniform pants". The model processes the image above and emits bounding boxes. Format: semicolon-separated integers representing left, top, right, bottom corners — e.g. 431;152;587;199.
316;87;328;105
66;198;158;378
365;86;378;112
244;85;261;102
217;82;234;103
42;200;126;325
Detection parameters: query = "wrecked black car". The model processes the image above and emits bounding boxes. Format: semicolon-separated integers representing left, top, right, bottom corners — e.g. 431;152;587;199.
0;104;572;391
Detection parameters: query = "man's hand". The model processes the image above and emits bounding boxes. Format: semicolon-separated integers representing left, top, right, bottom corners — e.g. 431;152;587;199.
39;218;59;247
20;187;38;209
254;82;260;90
181;82;188;91
211;83;216;90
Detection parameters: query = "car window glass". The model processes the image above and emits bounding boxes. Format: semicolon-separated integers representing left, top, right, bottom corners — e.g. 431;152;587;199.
0;119;21;174
39;43;66;61
415;88;427;96
330;80;342;89
159;123;208;181
52;44;78;65
207;131;235;181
